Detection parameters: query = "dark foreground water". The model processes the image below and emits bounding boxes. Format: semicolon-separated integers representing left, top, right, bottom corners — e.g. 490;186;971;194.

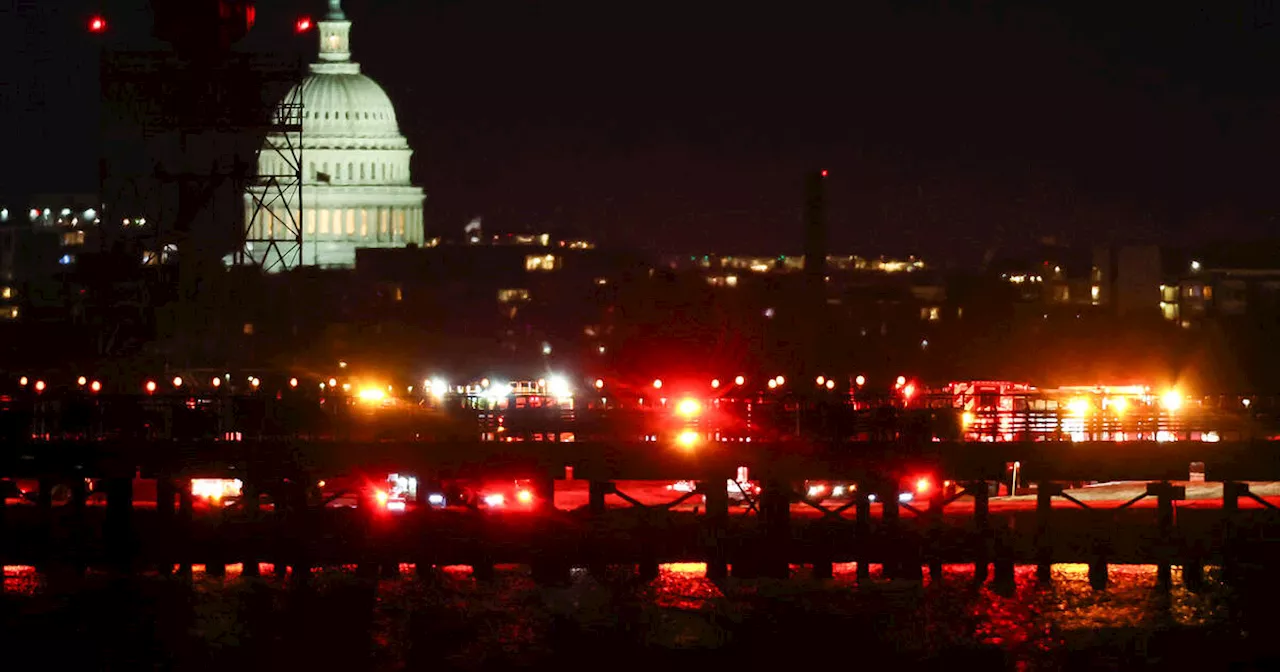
2;562;1277;671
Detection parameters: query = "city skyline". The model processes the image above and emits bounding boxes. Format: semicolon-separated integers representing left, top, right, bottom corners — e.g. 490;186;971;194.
5;1;1280;264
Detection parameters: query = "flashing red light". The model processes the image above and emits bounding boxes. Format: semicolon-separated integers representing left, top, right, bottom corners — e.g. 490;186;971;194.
89;380;102;393
675;397;701;418
295;16;313;33
88;16;107;33
916;477;932;494
902;383;915;399
375;490;389;507
516;489;533;504
821;169;828;177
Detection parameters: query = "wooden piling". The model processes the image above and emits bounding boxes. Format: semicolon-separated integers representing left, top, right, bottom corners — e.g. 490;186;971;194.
1149;481;1185;591
156;476;176;535
104;475;134;572
586;479;612;577
1088;558;1108;589
927;489;944;582
0;479;6;567
1035;481;1060;582
177;483;194;577
972;480;990;584
1222;481;1245;583
759;478;791;579
855;491;871;581
242;479;261;577
701;477;729;581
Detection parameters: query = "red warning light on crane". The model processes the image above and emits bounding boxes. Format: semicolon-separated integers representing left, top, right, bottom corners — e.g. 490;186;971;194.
295;16;313;33
821;169;828;177
88;16;108;33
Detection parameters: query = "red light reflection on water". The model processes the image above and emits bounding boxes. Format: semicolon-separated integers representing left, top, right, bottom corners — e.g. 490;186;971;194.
651;562;724;610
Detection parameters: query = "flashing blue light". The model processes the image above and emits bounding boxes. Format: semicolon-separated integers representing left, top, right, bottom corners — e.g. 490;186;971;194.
59;254;73;266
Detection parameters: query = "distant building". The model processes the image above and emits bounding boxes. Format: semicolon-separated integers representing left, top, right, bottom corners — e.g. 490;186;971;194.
0;193;102;322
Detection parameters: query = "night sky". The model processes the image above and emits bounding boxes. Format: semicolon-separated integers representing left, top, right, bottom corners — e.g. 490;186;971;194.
5;0;1280;264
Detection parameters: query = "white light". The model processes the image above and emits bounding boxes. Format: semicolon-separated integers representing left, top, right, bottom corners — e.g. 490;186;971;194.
83;208;96;221
867;494;877;502
427;493;445;506
486;382;510;400
386;501;406;512
542;342;552;355
1191;260;1202;272
484;493;505;507
898;492;913;503
547;375;571;398
28;208;39;220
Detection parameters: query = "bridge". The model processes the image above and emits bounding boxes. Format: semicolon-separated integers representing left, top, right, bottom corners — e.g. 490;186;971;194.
2;437;1279;593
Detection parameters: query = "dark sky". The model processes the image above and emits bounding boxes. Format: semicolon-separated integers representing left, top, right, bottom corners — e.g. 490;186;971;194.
6;0;1280;264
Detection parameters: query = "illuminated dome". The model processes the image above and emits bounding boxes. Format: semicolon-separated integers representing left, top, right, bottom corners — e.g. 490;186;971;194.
243;0;425;270
292;73;405;142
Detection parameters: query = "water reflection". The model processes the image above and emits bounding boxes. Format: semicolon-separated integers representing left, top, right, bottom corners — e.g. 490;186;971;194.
0;562;1252;669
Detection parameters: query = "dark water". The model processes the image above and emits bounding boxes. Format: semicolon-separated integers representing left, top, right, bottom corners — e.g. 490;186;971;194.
1;562;1276;670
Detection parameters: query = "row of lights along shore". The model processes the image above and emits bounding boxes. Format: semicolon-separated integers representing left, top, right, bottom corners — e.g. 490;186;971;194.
11;371;907;398
643;374;877;391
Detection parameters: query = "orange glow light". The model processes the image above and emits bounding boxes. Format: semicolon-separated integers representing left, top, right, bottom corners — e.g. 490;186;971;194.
594;378;604;389
375;490;389;506
289;377;298;388
145;380;157;393
516;489;533;504
916;477;931;494
902;384;915;399
677;430;699;448
34;380;45;392
77;376;87;386
89;380;101;393
676;397;701;418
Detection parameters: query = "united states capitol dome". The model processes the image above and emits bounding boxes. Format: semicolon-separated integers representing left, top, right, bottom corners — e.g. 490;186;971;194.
243;0;426;271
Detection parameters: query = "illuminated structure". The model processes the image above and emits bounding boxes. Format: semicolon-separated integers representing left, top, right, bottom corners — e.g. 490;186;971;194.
243;0;425;269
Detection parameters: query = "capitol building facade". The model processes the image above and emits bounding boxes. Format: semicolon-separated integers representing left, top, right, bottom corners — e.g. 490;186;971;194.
243;0;425;269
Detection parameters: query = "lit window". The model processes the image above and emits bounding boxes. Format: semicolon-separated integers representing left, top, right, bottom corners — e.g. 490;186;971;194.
62;230;86;247
3;306;17;320
1203;286;1213;300
243;323;254;335
525;254;559;271
1090;285;1100;304
920;306;940;322
1;287;10;300
498;288;530;303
